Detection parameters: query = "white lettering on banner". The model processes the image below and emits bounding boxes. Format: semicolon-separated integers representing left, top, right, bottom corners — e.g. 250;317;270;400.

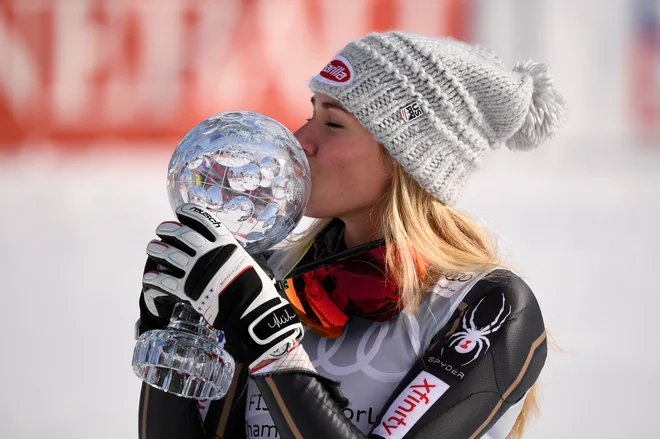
371;371;449;439
192;0;262;112
0;0;452;131
51;0;193;126
0;14;40;114
51;0;96;125
133;0;186;123
257;0;368;113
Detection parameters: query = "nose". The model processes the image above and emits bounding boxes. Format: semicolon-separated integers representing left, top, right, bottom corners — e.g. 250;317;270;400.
294;122;317;157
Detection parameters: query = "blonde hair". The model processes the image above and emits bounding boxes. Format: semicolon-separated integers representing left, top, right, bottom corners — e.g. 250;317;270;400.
384;166;498;312
278;164;540;438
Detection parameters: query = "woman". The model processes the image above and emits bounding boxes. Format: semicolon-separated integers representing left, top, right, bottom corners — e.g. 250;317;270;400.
137;31;567;439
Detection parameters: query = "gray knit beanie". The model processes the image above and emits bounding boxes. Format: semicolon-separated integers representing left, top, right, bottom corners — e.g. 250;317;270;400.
309;31;568;205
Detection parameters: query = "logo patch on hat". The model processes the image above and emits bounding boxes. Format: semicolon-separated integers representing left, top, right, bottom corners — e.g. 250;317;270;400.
400;102;424;123
315;55;355;86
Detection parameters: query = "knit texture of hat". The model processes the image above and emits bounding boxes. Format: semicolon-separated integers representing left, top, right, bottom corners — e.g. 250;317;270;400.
309;31;568;205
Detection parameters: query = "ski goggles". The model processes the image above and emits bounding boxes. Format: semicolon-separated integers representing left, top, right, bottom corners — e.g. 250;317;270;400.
282;240;401;338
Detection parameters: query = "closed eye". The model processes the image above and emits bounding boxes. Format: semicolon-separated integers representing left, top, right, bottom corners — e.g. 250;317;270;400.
325;122;344;129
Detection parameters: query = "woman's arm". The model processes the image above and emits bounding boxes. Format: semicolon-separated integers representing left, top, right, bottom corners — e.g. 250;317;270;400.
138;360;249;439
253;270;547;439
138;383;207;439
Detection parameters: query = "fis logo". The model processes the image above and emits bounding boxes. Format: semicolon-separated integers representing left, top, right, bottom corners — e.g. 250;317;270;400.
443;273;473;282
400;102;424;123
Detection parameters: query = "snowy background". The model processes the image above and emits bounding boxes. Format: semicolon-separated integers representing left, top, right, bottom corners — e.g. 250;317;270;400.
1;0;659;438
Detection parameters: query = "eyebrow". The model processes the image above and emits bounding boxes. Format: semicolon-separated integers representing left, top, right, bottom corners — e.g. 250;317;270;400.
311;96;349;113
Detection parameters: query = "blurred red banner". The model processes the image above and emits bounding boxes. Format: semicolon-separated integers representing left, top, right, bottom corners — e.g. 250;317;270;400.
0;0;469;149
631;0;660;143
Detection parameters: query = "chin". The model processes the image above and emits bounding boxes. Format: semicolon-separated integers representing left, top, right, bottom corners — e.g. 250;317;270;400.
303;208;326;220
303;202;334;220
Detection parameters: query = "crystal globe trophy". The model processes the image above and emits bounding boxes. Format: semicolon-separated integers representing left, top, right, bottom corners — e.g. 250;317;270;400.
132;111;311;400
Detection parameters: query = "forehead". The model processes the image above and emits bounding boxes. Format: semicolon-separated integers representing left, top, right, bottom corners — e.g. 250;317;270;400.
311;93;349;113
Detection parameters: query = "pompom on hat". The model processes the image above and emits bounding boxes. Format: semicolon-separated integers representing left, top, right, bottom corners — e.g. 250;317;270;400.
309;31;568;205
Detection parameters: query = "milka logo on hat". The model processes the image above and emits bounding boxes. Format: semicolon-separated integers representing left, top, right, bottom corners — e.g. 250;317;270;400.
400;102;424;123
315;55;354;86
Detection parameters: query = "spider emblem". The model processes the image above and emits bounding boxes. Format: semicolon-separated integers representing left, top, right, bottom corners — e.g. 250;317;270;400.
442;293;512;366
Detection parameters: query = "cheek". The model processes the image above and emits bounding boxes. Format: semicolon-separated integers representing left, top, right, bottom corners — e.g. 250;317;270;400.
307;139;391;215
350;158;392;203
313;143;363;190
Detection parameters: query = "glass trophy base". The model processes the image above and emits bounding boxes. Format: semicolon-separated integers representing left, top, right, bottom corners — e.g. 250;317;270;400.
132;303;235;400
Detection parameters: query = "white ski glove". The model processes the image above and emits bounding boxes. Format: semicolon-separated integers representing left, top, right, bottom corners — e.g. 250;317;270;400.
141;203;304;371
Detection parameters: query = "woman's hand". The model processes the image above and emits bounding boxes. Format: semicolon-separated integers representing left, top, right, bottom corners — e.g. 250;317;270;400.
140;203;304;370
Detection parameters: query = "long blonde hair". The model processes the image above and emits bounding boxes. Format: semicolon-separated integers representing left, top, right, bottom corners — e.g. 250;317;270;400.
384;166;499;312
278;164;540;438
387;166;540;438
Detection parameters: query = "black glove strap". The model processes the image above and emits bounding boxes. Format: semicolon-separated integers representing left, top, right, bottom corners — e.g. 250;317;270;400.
223;295;302;367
